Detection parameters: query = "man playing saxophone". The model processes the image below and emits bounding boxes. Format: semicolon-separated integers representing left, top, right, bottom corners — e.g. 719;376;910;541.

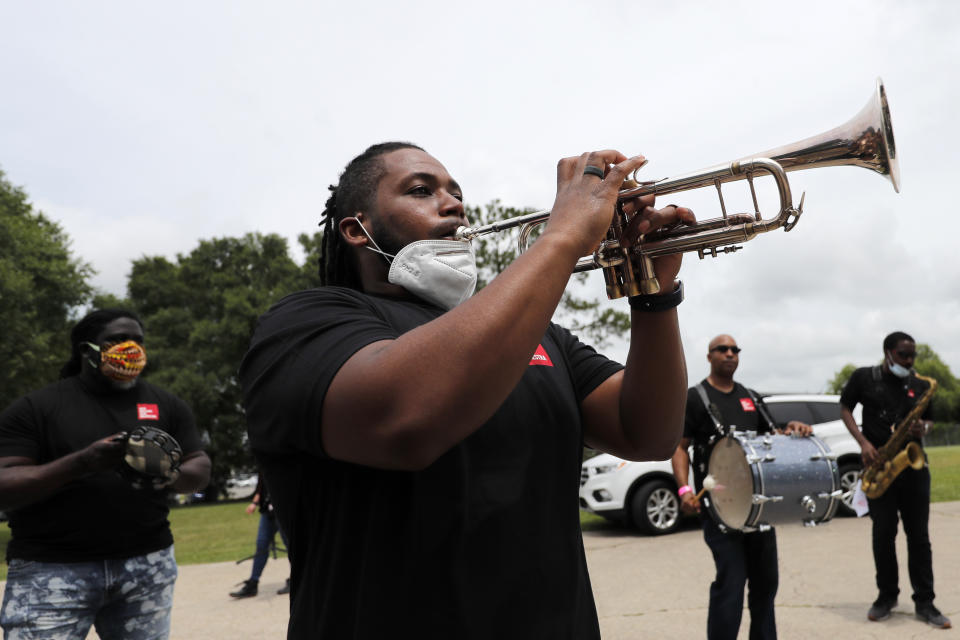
839;331;950;629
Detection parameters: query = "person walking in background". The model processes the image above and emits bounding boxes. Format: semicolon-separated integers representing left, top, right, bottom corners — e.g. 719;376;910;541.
230;473;291;598
671;334;812;640
0;308;211;640
840;331;950;629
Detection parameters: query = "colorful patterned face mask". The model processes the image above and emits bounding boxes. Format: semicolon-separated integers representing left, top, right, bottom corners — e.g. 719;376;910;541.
85;340;148;382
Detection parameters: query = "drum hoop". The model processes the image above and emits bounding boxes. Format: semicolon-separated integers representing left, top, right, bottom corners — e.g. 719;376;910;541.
810;434;841;521
706;433;762;531
746;437;766;527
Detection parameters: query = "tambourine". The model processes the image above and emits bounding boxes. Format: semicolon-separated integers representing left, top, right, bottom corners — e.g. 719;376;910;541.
120;426;183;490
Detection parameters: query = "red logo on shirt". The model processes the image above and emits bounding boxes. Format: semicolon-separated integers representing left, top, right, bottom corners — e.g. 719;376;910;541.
739;398;756;412
908;389;916;398
529;344;554;367
137;404;160;420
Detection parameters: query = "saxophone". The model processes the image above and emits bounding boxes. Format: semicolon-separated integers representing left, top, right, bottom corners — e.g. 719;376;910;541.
860;373;937;499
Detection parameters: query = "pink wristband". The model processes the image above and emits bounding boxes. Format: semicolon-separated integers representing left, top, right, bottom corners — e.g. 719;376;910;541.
677;485;693;497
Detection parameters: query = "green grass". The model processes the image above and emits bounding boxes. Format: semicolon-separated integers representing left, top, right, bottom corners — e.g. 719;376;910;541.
0;500;282;581
580;510;618;532
167;501;284;566
928;445;960;502
2;445;959;581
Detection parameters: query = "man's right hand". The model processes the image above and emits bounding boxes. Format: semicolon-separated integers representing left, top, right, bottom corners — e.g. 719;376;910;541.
76;432;128;474
680;492;700;515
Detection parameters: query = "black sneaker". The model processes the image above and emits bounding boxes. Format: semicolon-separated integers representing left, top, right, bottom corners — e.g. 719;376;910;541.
868;599;896;621
916;604;952;629
277;578;290;595
229;579;259;598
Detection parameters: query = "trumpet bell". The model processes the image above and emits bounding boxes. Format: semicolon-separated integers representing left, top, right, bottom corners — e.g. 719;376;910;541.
753;78;899;193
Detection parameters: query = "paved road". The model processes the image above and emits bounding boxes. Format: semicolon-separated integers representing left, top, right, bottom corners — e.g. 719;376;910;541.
4;502;958;638
589;501;960;639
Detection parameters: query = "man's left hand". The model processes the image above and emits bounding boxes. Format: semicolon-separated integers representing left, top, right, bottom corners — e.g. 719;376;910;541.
619;195;696;293
908;419;929;439
782;421;813;437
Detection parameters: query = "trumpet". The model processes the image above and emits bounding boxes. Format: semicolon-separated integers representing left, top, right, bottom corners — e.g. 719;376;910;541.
455;78;899;299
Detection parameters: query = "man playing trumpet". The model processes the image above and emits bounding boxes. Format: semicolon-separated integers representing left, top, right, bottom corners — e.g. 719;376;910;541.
241;142;694;638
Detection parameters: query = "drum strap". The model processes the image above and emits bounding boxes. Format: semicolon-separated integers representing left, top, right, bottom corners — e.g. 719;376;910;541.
695;383;727;436
745;387;777;432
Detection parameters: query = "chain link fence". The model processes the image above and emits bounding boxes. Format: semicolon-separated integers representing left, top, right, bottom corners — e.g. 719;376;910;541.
924;423;960;447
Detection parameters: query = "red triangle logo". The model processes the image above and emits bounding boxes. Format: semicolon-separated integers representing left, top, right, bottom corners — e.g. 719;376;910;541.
529;344;553;367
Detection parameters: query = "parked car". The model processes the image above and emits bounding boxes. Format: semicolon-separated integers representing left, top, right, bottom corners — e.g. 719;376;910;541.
224;472;259;500
579;394;864;535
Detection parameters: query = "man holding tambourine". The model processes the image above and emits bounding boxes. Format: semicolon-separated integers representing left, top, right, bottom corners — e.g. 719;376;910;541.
0;308;211;640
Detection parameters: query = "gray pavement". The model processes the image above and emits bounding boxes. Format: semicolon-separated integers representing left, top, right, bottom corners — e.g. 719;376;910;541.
5;502;959;638
588;501;960;639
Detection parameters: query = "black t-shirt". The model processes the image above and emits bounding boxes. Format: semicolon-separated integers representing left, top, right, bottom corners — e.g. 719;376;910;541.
683;380;774;491
0;377;203;562
839;366;932;449
240;286;623;639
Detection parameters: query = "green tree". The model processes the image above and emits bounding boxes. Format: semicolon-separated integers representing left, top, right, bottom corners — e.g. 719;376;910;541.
914;344;960;422
0;169;92;411
826;364;857;394
128;233;320;498
468;201;630;349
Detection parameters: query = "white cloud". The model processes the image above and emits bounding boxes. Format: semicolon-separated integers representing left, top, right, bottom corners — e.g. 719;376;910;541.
3;0;959;393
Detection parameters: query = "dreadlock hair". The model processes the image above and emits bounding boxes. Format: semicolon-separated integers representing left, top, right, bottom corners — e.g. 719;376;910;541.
318;142;424;288
883;331;915;352
60;308;144;379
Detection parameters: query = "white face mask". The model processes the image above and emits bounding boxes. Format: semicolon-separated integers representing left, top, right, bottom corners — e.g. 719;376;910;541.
353;218;477;310
886;352;912;378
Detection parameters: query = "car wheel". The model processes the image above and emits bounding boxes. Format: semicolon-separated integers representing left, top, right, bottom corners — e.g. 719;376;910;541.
837;462;862;517
630;479;681;535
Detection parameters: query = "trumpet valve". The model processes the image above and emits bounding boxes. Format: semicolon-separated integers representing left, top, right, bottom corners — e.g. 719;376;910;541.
594;240;624;268
601;266;625;300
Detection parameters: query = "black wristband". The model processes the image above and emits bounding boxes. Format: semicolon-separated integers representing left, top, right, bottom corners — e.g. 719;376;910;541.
628;280;684;312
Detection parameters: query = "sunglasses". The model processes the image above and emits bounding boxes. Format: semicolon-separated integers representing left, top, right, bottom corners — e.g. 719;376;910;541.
895;350;916;359
711;345;741;354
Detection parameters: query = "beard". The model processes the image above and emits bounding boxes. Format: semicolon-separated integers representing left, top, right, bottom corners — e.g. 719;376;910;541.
370;222;408;258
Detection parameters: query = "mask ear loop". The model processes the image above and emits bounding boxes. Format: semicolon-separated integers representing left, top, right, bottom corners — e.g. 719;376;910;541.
82;342;102;369
886;351;900;370
352;217;394;265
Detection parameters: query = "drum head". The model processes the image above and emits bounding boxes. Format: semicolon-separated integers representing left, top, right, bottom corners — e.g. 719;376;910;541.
707;436;756;530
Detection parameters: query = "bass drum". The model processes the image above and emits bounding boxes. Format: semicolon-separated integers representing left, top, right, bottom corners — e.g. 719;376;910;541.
704;432;841;532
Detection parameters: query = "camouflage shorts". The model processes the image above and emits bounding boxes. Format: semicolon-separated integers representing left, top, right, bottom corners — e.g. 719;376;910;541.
0;545;177;640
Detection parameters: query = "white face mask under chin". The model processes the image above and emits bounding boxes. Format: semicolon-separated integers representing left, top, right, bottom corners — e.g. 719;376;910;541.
354;218;478;310
886;352;912;378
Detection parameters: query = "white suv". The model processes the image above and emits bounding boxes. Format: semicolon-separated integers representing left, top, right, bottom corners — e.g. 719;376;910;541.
579;394;864;535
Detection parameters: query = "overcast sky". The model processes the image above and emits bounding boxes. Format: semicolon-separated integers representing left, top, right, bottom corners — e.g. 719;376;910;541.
2;1;958;393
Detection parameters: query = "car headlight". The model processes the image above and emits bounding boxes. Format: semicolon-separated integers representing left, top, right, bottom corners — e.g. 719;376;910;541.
592;461;628;476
